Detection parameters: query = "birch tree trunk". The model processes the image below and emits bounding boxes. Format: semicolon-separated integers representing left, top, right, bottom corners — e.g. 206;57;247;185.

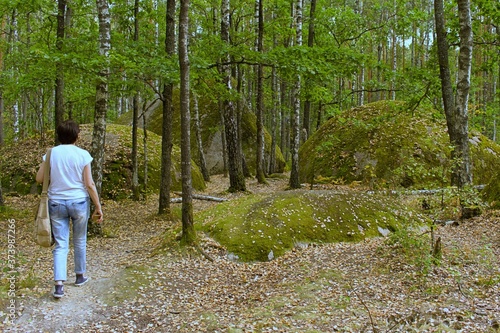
159;0;176;214
54;0;66;144
289;0;302;189
221;0;246;192
454;0;473;187
179;0;195;244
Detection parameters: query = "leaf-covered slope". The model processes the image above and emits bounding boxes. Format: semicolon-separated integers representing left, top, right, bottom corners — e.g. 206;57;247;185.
0;124;206;199
197;189;426;262
299;100;500;189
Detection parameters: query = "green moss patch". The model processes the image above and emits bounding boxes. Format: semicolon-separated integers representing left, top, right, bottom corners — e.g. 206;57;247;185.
197;189;426;262
481;169;500;209
98;265;155;305
299;101;500;190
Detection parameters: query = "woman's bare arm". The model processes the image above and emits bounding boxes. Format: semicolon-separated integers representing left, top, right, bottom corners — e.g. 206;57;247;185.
83;164;103;223
36;162;45;184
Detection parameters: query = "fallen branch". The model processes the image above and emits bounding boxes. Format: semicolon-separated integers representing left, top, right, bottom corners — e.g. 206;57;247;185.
352;288;378;333
194;243;214;262
172;192;228;202
366;184;485;196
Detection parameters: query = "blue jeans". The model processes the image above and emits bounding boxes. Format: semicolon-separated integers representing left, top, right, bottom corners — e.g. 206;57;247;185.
49;198;90;282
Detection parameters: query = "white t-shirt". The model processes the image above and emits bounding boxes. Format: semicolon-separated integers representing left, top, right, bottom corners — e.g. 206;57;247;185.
43;145;93;200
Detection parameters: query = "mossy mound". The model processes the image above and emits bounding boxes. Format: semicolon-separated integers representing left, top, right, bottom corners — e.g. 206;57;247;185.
299;100;500;189
0;124;206;200
197;189;425;262
481;170;500;209
118;94;286;175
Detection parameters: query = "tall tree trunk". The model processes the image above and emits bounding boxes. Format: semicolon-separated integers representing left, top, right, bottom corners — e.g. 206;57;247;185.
131;0;140;200
221;0;246;192
434;0;455;121
356;0;364;106
434;0;473;188
159;0;176;214
54;0;66;144
255;0;267;184
219;100;229;177
390;1;397;101
92;0;111;198
193;93;210;181
10;11;19;142
22;11;32;138
302;0;316;139
179;0;195;244
236;64;251;178
90;0;111;236
142;105;148;190
132;93;140;199
289;0;302;189
269;65;278;174
280;80;288;161
454;0;473;187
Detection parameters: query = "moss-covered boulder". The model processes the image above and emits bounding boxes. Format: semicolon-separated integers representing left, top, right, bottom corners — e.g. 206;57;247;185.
197;189;424;262
481;169;500;209
299;100;500;189
0;124;206;200
118;94;286;175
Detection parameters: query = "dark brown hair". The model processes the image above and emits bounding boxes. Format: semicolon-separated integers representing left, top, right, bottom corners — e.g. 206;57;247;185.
57;120;80;144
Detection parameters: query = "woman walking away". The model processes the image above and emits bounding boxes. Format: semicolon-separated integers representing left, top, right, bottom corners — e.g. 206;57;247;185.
36;120;103;299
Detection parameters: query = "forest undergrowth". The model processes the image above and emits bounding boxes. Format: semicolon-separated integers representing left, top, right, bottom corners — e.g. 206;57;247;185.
1;175;499;332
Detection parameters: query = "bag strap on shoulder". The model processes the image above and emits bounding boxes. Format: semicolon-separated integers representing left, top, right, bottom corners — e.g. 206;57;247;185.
42;148;52;195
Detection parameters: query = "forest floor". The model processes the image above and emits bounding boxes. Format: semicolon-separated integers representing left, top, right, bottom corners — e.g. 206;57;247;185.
1;175;500;333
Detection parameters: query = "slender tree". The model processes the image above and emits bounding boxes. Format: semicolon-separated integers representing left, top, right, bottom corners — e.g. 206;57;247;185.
454;0;473;186
434;0;473;188
179;0;195;244
255;0;267;184
193;93;210;181
92;0;111;197
289;0;302;189
269;63;278;174
221;0;246;192
131;0;140;200
54;0;66;144
302;0;317;138
159;0;176;215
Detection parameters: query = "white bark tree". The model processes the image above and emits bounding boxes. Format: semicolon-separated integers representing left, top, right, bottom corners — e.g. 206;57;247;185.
92;0;111;197
289;0;303;189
